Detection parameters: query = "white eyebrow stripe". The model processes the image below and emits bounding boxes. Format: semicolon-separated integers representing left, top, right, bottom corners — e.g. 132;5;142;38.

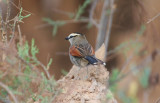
68;33;80;38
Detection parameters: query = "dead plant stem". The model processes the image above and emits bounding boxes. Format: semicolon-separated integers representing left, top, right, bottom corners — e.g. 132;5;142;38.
104;0;115;60
0;82;19;103
96;0;109;50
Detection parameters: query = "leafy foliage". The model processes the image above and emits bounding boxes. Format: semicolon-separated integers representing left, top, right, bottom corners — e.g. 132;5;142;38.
17;39;39;65
18;8;31;22
43;0;92;36
43;18;66;36
61;69;68;76
118;91;138;103
137;25;146;36
109;68;119;92
139;67;151;88
0;37;57;102
17;41;30;63
31;39;39;61
47;58;53;70
75;0;91;20
108;24;150;103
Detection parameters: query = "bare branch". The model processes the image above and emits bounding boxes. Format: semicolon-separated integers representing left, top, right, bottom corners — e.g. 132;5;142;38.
0;82;19;103
89;0;99;28
104;0;115;60
17;24;22;45
0;6;3;40
5;0;10;23
35;18;92;29
10;1;34;15
29;56;51;79
95;0;109;50
119;54;134;75
110;49;160;85
155;96;160;103
8;16;18;46
0;46;51;79
147;12;160;24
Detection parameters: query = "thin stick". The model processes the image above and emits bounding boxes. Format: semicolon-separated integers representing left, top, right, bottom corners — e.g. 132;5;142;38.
109;52;157;86
17;24;22;72
104;0;115;60
0;7;3;41
89;0;99;28
5;0;10;23
8;16;18;46
0;47;50;80
118;54;134;78
0;82;19;103
0;96;11;103
147;12;160;24
10;1;34;15
95;0;109;50
35;18;92;29
29;56;51;79
155;96;160;103
17;24;22;45
107;39;139;56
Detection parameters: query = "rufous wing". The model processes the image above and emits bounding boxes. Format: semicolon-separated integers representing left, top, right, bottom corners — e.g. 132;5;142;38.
69;44;95;57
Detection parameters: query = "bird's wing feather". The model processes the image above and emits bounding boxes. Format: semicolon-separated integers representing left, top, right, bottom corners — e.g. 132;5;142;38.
69;44;106;65
69;44;95;57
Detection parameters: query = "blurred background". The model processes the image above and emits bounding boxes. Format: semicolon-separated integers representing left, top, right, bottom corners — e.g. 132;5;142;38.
0;0;160;103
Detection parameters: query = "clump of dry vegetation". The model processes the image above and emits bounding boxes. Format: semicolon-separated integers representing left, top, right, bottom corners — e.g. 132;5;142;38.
0;2;57;102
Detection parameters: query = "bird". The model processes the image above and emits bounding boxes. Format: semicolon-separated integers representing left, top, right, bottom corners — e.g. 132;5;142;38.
65;33;106;68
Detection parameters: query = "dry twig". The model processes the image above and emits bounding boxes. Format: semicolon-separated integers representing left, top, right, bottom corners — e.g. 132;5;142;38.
0;82;19;103
110;49;160;85
89;0;99;28
155;96;160;103
104;0;115;59
147;12;160;24
96;0;109;50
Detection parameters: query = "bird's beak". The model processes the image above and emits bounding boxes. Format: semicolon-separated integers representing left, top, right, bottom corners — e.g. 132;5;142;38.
65;37;69;40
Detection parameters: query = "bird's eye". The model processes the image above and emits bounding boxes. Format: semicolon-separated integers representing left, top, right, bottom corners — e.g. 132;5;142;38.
70;35;77;38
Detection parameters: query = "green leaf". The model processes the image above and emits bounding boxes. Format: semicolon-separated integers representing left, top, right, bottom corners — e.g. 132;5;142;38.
139;67;151;88
75;0;91;20
109;68;120;92
43;18;56;25
23;14;31;18
109;69;119;82
106;90;113;100
17;41;30;63
106;9;111;15
137;25;146;36
57;21;66;26
47;58;53;70
61;69;68;76
31;39;39;60
86;23;92;29
118;91;136;103
18;7;31;22
43;18;66;36
52;25;58;36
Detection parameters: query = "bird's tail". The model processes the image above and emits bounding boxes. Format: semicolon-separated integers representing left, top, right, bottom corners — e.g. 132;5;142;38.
85;56;106;66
